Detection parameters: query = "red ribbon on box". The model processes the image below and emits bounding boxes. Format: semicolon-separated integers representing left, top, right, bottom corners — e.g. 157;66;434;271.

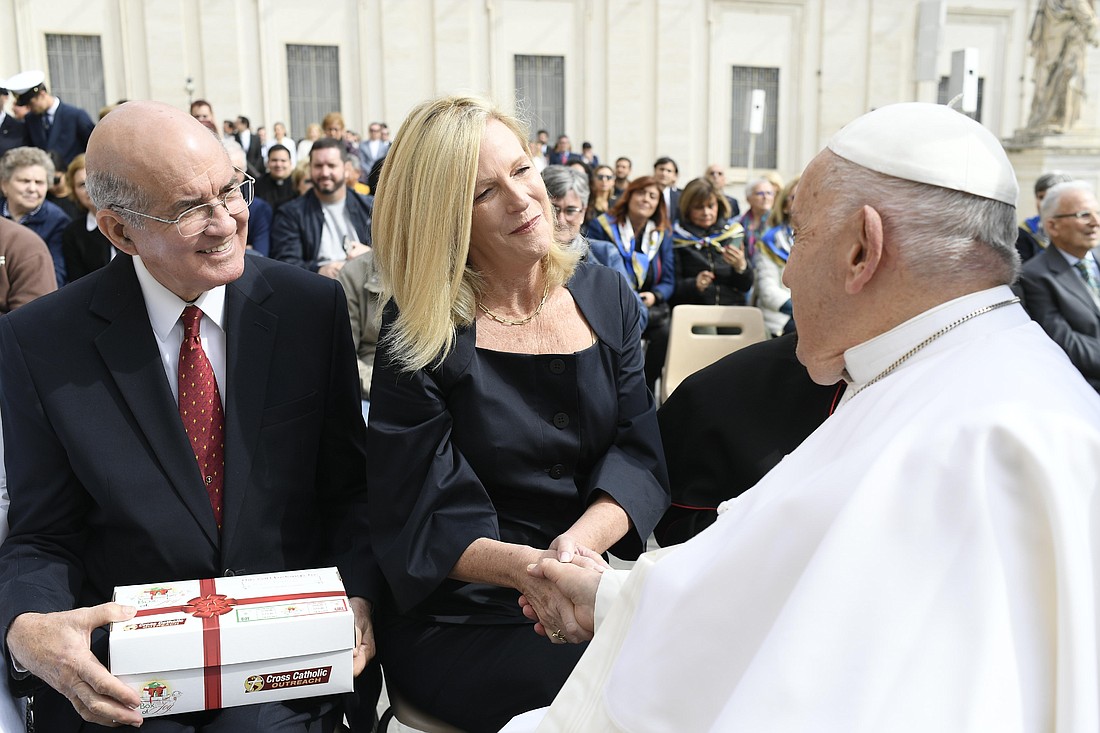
134;578;345;709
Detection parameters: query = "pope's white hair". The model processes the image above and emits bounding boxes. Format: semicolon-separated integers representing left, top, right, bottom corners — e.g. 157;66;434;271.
818;150;1019;285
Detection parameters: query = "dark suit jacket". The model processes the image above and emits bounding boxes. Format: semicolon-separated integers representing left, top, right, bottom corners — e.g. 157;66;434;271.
357;140;391;179
1017;244;1100;391
667;187;682;224
0;114;29;157
236;131;266;178
270;190;373;272
25;100;95;168
0;255;376;714
60;216;114;281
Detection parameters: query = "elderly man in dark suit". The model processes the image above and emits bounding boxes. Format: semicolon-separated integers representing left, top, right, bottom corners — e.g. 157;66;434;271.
6;70;94;168
0;100;377;732
1018;180;1100;392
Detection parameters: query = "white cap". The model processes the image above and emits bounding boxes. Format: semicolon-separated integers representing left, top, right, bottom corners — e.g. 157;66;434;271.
5;70;46;105
827;102;1018;206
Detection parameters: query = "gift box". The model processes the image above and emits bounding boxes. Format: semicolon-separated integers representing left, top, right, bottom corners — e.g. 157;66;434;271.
110;567;354;718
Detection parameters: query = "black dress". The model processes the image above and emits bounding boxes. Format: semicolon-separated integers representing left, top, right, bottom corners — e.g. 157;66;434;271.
366;262;670;732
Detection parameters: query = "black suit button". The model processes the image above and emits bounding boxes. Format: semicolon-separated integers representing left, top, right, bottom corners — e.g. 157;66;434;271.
553;412;570;429
549;464;565;479
548;358;566;374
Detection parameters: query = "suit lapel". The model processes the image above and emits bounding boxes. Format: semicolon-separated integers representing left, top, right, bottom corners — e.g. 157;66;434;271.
220;260;277;553
91;256;221;547
1047;246;1100;316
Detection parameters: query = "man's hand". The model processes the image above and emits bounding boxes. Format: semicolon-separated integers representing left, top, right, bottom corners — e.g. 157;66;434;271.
348;597;376;676
344;242;371;260
318;261;346;279
7;604;143;727
519;560;602;640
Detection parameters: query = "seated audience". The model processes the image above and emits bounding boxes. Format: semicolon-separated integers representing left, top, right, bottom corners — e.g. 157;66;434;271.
753;176;799;336
365;95;669;733
0;216;57;311
588;164;615;223
1017;180;1100;392
0;145;70;285
671;177;753;306
587;176;675;392
542;165;647;328
335;250;383;422
60;153;115;281
254;143;298;211
270;137;372;277
739;176;776;258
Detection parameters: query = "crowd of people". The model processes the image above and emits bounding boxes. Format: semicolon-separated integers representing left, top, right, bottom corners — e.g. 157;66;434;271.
0;69;1098;733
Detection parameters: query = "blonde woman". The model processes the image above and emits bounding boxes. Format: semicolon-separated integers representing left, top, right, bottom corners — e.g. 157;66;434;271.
367;95;669;732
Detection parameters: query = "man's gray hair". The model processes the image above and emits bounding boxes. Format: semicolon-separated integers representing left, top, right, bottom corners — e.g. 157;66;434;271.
0;146;54;184
1035;171;1075;197
820;151;1020;285
543;164;589;203
1040;180;1094;225
743;176;772;198
85;166;152;229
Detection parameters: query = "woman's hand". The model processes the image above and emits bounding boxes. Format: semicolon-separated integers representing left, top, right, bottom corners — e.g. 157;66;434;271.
695;270;715;293
548;533;612;570
518;560;601;641
639;291;656;307
722;244;747;273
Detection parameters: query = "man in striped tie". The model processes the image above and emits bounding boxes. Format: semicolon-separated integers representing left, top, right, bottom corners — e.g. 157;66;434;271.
1018;180;1100;392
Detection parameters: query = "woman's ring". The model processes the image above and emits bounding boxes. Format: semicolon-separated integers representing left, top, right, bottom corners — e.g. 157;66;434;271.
551;629;566;643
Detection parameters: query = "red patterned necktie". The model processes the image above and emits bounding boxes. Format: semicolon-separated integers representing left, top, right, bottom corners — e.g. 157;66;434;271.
178;305;225;530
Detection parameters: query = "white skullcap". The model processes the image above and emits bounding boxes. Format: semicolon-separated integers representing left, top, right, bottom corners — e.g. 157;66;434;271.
827;102;1018;205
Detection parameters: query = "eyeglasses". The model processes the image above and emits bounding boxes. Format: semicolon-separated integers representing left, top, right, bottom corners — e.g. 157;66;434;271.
115;168;254;237
552;204;584;218
1052;209;1100;222
751;190;775;198
595;174;614;181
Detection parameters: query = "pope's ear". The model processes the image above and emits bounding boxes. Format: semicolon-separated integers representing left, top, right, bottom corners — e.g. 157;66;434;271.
845;205;883;294
96;209;138;256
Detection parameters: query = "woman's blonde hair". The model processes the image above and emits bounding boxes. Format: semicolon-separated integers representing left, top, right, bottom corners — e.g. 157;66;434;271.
373;95;580;373
767;175;800;229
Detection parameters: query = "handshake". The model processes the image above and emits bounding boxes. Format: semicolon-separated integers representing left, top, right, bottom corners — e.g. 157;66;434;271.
516;536;611;646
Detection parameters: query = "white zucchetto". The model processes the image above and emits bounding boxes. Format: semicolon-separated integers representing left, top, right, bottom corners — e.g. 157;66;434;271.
827;102;1018;206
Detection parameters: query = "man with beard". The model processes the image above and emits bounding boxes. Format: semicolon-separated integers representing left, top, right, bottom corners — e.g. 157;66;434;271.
270;137;372;278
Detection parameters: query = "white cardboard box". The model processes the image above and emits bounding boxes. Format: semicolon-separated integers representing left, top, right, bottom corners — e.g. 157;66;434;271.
110;567;354;718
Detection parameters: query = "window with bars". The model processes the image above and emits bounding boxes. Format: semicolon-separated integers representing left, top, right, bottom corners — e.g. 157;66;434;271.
287;44;341;141
937;76;984;123
514;55;565;139
729;67;779;170
46;34;106;120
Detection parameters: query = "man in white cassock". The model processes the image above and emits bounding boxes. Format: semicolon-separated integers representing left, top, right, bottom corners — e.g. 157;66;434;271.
504;102;1100;733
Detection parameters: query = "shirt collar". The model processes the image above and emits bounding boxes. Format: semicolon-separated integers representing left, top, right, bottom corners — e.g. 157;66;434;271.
842;284;1021;387
132;255;227;339
1055;246;1095;268
47;96;60;117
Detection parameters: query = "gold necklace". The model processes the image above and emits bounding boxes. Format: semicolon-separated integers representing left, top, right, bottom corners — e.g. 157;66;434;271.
478;280;551;326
